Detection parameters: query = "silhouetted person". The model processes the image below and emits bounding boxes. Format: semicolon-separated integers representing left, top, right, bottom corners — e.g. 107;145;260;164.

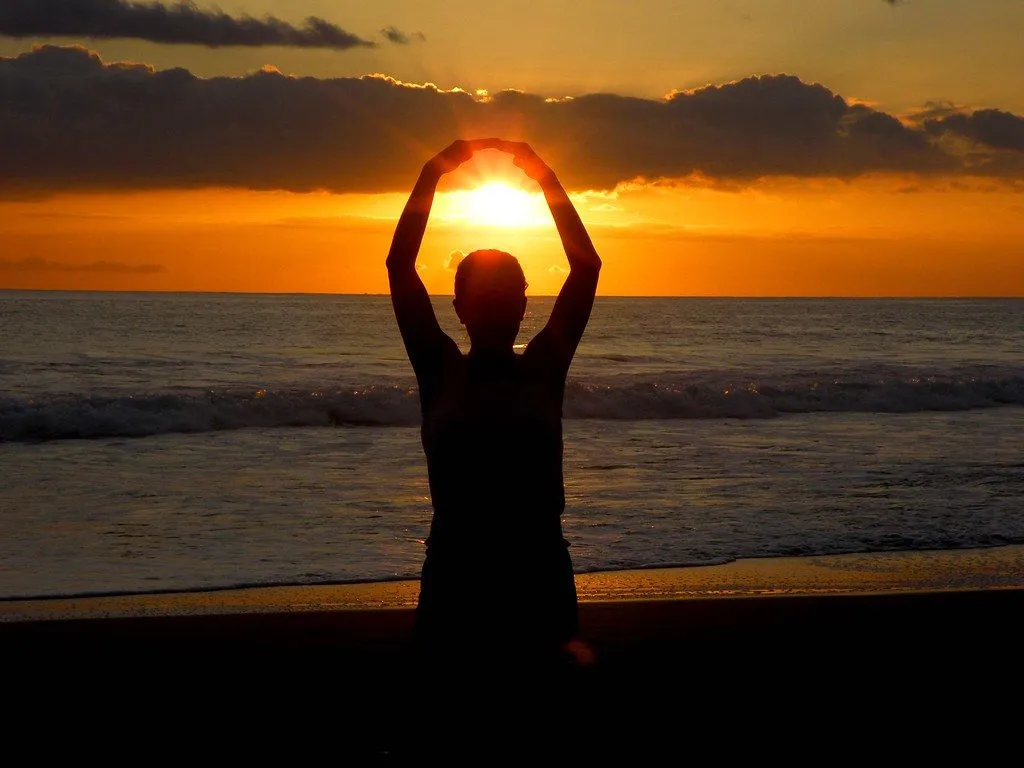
387;139;601;683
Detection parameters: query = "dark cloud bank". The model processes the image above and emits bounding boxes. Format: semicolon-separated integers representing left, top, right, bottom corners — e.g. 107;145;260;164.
0;0;419;50
1;45;1022;196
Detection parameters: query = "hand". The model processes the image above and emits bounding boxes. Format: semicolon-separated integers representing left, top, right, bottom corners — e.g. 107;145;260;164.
423;138;504;178
502;141;556;184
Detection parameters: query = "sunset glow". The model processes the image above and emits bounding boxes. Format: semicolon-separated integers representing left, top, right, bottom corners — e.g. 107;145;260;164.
0;1;1021;296
437;183;550;229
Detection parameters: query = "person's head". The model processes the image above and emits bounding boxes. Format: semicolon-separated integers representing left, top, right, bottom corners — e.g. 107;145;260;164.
453;249;528;350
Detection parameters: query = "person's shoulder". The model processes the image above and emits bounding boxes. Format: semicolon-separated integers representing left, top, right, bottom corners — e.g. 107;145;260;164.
522;330;565;376
412;334;462;379
522;330;547;359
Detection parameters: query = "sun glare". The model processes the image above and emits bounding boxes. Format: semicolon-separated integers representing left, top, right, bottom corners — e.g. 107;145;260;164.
447;182;550;228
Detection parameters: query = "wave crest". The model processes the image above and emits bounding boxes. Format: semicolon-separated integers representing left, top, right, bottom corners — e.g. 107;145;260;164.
3;372;1022;442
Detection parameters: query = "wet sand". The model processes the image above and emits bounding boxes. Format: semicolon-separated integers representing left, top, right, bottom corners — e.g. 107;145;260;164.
5;544;1023;622
4;546;1022;759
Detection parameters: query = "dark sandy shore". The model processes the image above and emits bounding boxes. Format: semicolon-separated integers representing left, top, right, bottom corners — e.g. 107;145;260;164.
4;547;1022;759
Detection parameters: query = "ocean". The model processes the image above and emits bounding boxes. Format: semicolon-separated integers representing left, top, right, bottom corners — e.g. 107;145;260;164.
2;291;1022;600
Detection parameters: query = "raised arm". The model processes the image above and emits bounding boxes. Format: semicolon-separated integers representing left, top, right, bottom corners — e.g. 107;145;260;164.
387;139;497;373
507;142;602;370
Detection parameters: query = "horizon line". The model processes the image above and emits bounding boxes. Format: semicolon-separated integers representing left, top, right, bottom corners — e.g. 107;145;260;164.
2;288;1022;300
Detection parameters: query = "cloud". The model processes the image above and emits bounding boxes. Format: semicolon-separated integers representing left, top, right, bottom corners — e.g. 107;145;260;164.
0;256;166;273
380;26;424;45
0;45;1021;197
925;109;1024;152
903;100;969;125
922;108;1024;177
444;251;464;271
0;0;390;50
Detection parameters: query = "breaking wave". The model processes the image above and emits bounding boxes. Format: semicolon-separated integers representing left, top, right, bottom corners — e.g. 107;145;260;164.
3;367;1022;442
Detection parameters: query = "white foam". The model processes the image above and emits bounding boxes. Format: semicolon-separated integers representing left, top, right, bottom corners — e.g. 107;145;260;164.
2;368;1022;441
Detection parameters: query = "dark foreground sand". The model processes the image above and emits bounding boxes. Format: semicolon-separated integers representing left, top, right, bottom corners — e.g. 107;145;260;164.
4;547;1023;760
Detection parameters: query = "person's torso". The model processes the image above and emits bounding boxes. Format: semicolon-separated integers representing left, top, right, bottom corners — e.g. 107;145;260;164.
419;347;566;545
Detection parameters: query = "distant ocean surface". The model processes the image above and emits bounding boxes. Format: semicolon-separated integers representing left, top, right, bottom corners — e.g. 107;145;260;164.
2;291;1022;599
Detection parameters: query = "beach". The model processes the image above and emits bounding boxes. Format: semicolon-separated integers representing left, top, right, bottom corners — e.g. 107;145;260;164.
2;293;1021;759
5;544;1024;622
5;547;1022;759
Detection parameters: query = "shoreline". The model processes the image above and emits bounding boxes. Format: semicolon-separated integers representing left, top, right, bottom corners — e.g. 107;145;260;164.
3;544;1024;622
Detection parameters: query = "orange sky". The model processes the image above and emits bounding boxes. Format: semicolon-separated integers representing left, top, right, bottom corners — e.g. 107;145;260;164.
1;2;1022;296
2;174;1021;296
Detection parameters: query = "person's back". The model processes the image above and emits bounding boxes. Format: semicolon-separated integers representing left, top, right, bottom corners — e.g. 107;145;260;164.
386;139;601;674
421;319;565;532
417;331;577;663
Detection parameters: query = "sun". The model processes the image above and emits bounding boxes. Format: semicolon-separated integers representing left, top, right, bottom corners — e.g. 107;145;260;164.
450;181;550;228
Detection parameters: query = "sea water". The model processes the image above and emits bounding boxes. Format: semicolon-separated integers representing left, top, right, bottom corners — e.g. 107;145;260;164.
1;292;1022;598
